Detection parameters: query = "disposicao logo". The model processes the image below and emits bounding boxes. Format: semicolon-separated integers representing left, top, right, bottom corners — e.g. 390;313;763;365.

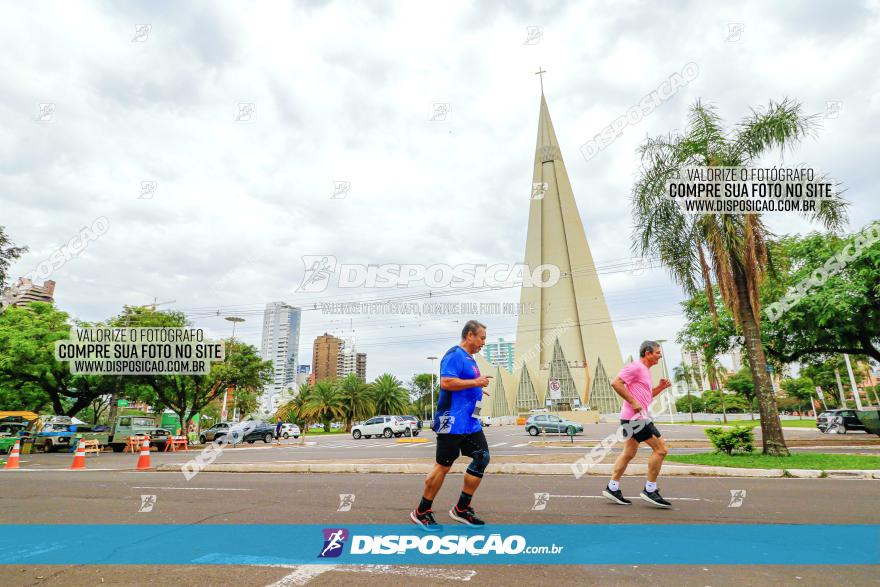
318;528;348;558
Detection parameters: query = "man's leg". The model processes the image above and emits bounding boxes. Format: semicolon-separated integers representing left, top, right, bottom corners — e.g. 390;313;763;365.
611;437;639;481
423;463;451;501
643;435;668;483
450;433;490;525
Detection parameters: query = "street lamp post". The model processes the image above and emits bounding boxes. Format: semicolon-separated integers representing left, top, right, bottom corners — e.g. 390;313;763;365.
656;340;674;424
225;316;245;340
427;356;438;423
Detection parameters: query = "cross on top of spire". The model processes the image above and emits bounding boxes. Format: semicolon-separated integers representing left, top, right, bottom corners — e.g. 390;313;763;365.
534;67;547;94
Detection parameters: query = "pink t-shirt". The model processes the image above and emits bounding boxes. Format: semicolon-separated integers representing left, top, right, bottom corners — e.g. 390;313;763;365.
618;361;653;420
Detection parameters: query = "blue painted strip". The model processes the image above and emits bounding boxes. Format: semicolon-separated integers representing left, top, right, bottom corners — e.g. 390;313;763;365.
0;525;876;565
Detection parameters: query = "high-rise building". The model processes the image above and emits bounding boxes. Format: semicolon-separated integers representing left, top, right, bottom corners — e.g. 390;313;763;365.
259;302;301;411
482;337;515;373
339;343;367;381
313;333;343;382
509;90;624;412
681;350;710;390
1;278;56;309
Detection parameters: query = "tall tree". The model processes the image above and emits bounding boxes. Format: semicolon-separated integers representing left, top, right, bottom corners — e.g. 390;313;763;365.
672;363;696;422
0;226;27;292
632;98;848;455
275;383;313;444
339;373;374;432
763;228;880;363
304;379;345;432
141;339;273;435
370;373;409;415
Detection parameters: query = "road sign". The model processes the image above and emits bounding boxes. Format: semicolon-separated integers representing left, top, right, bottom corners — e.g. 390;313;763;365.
117;399;128;407
549;379;562;400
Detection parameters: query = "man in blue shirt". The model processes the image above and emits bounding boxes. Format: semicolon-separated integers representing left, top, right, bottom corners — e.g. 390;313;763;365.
411;320;492;530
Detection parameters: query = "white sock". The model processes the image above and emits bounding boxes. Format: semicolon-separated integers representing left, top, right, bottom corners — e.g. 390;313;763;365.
608;480;620;491
645;481;657;492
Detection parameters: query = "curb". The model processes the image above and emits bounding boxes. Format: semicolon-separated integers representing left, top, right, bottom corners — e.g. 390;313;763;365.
154;462;880;478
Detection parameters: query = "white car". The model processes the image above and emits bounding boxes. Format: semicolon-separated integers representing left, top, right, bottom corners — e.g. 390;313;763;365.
351;416;416;439
278;423;300;439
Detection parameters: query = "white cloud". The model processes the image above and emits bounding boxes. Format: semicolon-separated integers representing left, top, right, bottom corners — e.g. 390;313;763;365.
2;0;877;383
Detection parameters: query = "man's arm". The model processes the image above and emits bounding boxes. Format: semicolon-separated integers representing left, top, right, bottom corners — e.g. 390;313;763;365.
441;376;491;391
651;378;671;397
610;376;642;414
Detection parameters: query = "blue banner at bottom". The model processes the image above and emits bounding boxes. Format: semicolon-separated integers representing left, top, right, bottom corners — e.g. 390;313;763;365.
0;525;876;565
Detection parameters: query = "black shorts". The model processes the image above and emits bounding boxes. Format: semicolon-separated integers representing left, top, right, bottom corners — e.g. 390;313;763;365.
435;430;489;467
620;419;662;443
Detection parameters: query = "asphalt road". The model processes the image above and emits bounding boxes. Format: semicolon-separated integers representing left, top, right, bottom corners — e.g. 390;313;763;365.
7;424;878;470
2;468;878;586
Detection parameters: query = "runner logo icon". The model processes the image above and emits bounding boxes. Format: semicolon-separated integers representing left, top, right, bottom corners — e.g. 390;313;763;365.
318;528;349;558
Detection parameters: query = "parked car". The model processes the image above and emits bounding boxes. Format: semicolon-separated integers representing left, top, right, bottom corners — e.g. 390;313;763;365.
0;422;27;437
351;415;416;439
278;423;300;439
199;422;233;444
524;414;583;436
244;422;278;444
398;415;422;432
817;409;866;433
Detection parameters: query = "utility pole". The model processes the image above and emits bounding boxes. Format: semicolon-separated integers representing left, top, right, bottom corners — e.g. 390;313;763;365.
834;369;847;407
427;356;438;423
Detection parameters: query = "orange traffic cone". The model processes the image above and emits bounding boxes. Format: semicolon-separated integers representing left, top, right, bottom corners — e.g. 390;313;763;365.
136;437;151;470
4;439;21;469
70;439;86;470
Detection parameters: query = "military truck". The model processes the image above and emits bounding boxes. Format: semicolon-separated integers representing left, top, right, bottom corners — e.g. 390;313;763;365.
34;415;170;452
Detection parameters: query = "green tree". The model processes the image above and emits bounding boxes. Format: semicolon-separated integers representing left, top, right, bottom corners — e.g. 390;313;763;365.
725;367;757;418
338;374;374;432
0;303;121;416
0;226;27;291
780;376;818;418
632;98;848;455
676;394;704;413
672;363;698;422
276;383;313;444
370;373;409;415
763;228;880;364
408;373;439;420
141;339;273;435
304;379;345;432
702;389;749;413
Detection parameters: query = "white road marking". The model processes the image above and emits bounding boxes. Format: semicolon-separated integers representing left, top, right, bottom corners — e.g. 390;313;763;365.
550;494;702;501
265;565;335;586
261;564;475;585
131;486;251;491
512;443;529;448
489;442;508;448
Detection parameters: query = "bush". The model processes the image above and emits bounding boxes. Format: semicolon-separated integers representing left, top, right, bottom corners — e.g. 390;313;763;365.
704;426;755;455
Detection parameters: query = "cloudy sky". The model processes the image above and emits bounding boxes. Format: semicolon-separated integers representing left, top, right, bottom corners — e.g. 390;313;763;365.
3;0;879;384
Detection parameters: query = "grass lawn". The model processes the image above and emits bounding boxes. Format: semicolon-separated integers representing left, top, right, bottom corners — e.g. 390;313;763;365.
302;429;348;436
673;419;817;428
666;452;880;470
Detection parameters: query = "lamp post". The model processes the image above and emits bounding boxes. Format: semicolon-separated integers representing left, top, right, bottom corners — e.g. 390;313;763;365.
427;356;438;423
225;316;245;340
656;340;674;424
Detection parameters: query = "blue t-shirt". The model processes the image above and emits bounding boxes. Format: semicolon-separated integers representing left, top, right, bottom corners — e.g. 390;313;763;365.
433;345;483;435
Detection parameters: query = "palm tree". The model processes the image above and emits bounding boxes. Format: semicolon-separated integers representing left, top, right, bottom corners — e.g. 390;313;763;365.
633;99;848;455
275;382;313;444
673;363;695;423
338;374;374;432
304;380;345;432
370;373;409;415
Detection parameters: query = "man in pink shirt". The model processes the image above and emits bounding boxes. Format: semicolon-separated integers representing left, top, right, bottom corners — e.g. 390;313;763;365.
602;341;672;508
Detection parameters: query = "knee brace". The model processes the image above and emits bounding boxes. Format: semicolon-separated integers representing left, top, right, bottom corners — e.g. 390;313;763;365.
465;449;490;478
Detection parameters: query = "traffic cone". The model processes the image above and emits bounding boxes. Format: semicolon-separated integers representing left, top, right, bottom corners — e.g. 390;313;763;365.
70;439;86;470
136;437;151;470
4;439;21;469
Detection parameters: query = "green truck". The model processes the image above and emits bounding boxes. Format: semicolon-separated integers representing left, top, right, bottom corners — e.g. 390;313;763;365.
35;415;171;452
